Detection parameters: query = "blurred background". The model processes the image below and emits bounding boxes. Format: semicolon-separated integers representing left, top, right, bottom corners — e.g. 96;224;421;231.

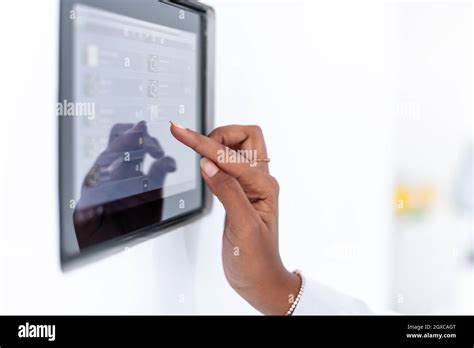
0;0;472;314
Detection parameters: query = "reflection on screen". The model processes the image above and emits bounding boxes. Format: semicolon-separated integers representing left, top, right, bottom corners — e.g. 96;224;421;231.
70;5;200;249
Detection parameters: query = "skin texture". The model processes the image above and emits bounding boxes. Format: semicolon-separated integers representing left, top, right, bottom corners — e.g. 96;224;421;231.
170;123;301;315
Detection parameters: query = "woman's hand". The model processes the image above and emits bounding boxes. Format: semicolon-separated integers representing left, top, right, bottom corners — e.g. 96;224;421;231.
170;123;300;315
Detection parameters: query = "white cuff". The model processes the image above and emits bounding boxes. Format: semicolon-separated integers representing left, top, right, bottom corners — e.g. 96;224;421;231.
292;278;373;315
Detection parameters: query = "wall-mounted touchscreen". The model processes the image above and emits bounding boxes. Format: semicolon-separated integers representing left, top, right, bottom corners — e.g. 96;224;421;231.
59;0;213;266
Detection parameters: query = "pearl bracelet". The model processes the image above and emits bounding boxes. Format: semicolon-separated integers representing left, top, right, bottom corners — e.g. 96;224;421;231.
286;269;305;316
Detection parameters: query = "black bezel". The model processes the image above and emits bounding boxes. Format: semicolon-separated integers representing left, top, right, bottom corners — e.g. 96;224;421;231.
58;0;214;270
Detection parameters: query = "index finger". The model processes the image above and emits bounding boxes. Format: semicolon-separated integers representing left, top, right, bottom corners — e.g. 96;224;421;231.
169;122;265;184
208;125;269;173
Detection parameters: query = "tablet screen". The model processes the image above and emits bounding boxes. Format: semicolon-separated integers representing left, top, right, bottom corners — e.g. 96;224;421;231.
73;4;199;205
59;1;206;261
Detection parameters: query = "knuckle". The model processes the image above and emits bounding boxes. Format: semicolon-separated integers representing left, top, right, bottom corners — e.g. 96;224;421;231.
248;125;263;136
267;175;280;193
207;127;222;139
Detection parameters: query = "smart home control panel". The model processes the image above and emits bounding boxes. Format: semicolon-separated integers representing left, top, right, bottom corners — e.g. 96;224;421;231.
59;0;214;267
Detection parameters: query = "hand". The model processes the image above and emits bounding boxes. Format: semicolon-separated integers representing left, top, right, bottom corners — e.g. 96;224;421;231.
170;123;301;315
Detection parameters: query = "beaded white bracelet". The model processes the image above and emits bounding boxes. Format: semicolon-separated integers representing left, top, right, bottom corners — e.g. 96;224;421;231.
286;269;305;316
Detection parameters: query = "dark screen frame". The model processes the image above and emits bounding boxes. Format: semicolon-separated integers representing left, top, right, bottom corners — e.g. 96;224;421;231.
58;0;215;270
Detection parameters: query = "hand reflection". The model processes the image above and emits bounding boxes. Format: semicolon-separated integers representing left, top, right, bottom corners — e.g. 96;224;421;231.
73;121;176;250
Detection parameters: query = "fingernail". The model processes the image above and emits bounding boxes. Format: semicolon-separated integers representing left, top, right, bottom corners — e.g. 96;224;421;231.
200;157;219;177
169;121;186;129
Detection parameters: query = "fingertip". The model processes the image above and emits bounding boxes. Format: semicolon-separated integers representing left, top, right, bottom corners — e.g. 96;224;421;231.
169;121;186;129
169;121;189;142
169;122;179;139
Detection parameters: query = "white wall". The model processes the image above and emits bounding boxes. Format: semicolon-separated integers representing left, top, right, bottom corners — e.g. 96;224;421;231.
0;0;407;314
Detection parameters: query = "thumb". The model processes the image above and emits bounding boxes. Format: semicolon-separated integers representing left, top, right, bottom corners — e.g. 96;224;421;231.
200;157;257;223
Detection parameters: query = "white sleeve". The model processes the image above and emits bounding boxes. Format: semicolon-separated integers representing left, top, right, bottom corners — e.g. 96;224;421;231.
292;278;373;315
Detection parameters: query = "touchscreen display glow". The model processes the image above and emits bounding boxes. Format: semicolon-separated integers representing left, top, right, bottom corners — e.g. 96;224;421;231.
73;4;198;205
60;2;205;258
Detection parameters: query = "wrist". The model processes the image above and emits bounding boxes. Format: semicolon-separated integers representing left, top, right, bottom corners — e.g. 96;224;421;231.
243;267;302;315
